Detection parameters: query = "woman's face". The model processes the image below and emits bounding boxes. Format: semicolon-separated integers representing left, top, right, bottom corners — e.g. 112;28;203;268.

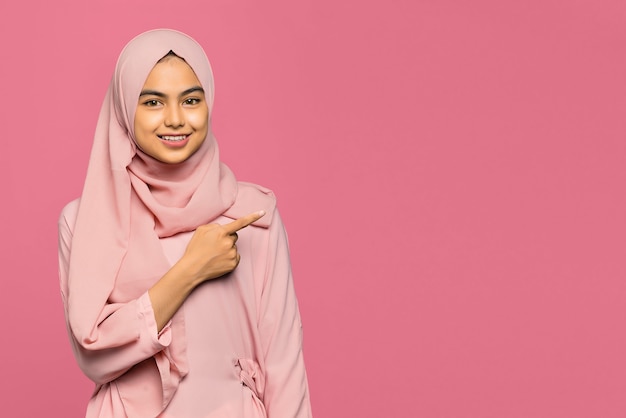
134;56;209;164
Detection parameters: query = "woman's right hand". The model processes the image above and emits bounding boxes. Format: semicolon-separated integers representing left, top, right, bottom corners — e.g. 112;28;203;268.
180;211;266;285
149;210;266;331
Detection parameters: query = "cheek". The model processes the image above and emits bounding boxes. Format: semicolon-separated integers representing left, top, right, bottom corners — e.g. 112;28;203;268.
133;113;159;147
135;111;161;133
188;107;209;132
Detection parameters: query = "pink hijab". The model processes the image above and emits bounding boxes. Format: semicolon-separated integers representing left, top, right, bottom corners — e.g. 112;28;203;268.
67;29;275;412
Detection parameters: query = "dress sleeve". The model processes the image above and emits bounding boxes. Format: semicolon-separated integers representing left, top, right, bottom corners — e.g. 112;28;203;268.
259;210;313;417
58;203;172;385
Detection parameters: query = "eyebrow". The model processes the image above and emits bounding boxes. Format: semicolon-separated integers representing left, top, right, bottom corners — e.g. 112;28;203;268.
139;86;205;98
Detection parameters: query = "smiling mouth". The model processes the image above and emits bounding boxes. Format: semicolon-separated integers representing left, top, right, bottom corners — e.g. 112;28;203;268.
158;134;189;142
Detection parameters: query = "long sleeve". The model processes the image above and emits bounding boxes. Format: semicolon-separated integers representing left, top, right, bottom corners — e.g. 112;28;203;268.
58;200;172;386
259;211;313;417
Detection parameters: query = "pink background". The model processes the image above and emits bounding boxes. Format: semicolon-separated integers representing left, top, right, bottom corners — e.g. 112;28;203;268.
1;0;625;416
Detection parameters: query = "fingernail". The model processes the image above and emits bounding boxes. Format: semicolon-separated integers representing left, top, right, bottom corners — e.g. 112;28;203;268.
258;210;266;216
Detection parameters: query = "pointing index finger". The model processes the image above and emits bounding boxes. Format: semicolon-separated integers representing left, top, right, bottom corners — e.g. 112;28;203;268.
223;210;266;234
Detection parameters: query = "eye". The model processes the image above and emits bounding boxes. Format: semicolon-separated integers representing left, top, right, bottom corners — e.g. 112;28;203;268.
183;98;201;105
143;99;161;107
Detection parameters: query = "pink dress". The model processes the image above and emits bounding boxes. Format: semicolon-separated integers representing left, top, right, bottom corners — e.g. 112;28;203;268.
59;199;312;418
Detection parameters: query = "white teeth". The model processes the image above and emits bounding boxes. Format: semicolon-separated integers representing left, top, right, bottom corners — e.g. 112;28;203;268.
161;135;187;141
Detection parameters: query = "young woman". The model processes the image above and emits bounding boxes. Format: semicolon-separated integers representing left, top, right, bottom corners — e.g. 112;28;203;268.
58;29;312;418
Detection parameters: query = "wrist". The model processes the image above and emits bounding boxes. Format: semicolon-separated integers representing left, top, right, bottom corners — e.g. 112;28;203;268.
169;257;205;289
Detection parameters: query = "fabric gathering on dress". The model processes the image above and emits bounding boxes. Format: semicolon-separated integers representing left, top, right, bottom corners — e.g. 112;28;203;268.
57;29;312;418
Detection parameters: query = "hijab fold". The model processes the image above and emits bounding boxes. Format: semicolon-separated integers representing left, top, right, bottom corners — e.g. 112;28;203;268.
67;29;275;414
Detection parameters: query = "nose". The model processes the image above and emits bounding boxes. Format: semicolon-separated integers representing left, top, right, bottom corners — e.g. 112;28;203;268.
164;104;185;128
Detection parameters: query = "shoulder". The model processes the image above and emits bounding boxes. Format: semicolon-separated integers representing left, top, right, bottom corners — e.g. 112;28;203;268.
58;197;81;234
237;181;276;202
58;198;81;264
226;182;278;228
